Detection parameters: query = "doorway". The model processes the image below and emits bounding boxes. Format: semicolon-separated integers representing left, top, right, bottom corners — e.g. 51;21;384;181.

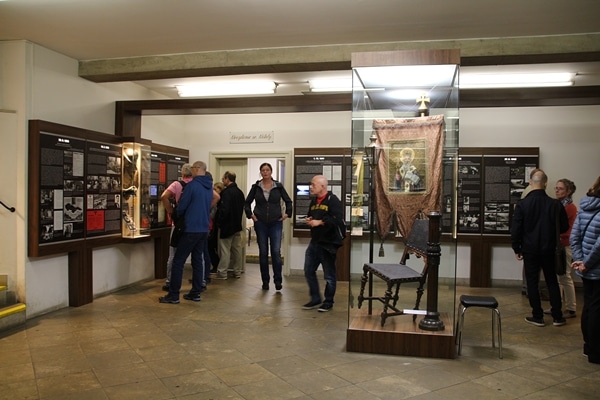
210;151;293;276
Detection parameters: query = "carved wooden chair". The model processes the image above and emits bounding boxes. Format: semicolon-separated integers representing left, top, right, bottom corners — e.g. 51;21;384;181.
357;218;429;327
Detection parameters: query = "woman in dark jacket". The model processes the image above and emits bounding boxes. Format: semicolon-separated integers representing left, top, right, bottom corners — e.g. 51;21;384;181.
570;175;600;364
244;163;293;290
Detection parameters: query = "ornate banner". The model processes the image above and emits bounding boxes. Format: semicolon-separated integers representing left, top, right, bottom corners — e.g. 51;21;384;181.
373;115;444;237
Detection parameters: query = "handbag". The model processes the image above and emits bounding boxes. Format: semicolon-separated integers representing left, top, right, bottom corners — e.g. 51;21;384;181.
554;202;567;275
555;246;567;275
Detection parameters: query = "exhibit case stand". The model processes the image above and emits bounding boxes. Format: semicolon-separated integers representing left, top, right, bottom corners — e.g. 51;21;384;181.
346;49;460;358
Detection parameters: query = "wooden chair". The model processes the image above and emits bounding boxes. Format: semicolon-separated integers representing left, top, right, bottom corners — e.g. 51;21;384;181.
357;218;430;327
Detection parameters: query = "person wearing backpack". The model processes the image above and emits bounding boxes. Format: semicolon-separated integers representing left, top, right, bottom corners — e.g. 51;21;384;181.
301;175;345;312
159;161;214;304
160;163;193;292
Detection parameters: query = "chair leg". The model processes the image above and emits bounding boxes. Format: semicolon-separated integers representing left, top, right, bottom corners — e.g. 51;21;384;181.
357;271;369;309
380;282;395;327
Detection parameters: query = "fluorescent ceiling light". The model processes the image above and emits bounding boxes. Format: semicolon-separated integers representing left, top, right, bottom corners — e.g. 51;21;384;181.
460;72;574;89
176;81;276;97
309;78;352;92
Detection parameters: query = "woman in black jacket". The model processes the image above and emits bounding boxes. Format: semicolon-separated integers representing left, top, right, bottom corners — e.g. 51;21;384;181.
244;163;293;290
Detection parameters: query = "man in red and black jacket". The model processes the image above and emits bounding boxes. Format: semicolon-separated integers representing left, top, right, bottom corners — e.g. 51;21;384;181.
302;175;345;312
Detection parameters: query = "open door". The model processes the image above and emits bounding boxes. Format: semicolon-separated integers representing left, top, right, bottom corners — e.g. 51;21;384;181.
210;152;293;276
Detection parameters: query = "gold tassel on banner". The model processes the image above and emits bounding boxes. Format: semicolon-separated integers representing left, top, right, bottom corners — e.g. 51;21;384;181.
378;242;385;257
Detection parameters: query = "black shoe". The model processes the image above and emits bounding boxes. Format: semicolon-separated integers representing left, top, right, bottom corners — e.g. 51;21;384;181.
318;303;333;312
262;284;269;290
162;284;170;292
159;296;180;304
205;278;212;284
183;293;201;302
275;283;282;291
553;318;567;326
525;316;545;327
302;300;321;310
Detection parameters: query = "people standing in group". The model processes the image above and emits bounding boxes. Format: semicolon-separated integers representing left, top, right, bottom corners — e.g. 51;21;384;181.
160;163;194;292
214;171;246;280
159;161;213;304
511;169;568;327
570;176;600;364
209;181;225;273
544;178;578;318
302;175;345;312
244;163;293;291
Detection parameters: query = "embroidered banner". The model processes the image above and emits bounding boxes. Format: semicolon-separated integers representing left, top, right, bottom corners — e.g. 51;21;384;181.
373;115;444;237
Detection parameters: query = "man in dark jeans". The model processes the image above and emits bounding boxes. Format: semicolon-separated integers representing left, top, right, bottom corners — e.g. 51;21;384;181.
511;169;568;326
302;175;344;312
159;161;213;304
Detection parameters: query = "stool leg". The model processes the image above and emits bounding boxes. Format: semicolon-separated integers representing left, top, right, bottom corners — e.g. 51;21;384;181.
457;305;467;355
494;308;503;359
491;309;496;349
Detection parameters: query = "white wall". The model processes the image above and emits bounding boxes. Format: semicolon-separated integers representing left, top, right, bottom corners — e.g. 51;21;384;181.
0;41;177;317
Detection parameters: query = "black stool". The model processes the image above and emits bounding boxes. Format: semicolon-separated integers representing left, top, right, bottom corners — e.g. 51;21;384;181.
456;295;502;359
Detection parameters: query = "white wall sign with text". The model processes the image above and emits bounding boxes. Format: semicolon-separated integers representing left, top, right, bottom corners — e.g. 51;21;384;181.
229;131;274;144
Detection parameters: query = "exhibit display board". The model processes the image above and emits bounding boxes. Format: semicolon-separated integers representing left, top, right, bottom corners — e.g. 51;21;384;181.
148;151;189;229
28;120;189;257
449;148;539;235
292;148;352;236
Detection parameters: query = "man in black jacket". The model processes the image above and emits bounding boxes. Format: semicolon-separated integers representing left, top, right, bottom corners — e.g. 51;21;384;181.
511;170;569;327
214;171;245;280
302;175;345;312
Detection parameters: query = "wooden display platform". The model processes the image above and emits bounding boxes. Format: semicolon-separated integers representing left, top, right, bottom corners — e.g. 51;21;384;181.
346;308;456;359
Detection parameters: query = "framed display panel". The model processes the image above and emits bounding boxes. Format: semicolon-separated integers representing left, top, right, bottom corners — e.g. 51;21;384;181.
292;148;352;237
347;50;460;358
28;120;123;257
148;147;189;229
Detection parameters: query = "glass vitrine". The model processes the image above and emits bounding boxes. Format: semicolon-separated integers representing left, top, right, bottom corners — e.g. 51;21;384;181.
346;50;459;358
121;141;151;238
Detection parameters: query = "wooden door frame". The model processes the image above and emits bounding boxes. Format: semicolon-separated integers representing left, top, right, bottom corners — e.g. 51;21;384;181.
210;151;293;276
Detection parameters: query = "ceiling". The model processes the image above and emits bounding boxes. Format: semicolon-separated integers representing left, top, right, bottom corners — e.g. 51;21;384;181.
1;0;600;99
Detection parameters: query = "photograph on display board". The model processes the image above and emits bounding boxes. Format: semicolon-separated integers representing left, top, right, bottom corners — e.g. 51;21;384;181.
386;139;427;193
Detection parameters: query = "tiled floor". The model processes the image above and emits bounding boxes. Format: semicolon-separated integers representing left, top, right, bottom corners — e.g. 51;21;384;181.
1;260;598;399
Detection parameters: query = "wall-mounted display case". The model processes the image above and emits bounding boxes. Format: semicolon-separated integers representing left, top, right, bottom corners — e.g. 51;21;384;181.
346;50;460;358
121;140;151;239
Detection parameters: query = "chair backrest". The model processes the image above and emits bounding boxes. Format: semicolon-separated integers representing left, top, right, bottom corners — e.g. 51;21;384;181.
399;218;429;271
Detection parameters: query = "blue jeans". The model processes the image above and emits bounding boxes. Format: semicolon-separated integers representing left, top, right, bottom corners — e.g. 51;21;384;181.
303;241;337;306
169;232;208;298
254;220;283;285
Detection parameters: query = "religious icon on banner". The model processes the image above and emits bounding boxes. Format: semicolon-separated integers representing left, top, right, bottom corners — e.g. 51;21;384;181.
387;139;427;193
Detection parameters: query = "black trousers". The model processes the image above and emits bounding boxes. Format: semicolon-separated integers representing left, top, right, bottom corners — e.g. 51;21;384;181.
523;252;563;320
581;278;600;363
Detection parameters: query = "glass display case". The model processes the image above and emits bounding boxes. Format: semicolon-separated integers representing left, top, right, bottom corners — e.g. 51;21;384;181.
346;50;459;358
121;141;151;239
